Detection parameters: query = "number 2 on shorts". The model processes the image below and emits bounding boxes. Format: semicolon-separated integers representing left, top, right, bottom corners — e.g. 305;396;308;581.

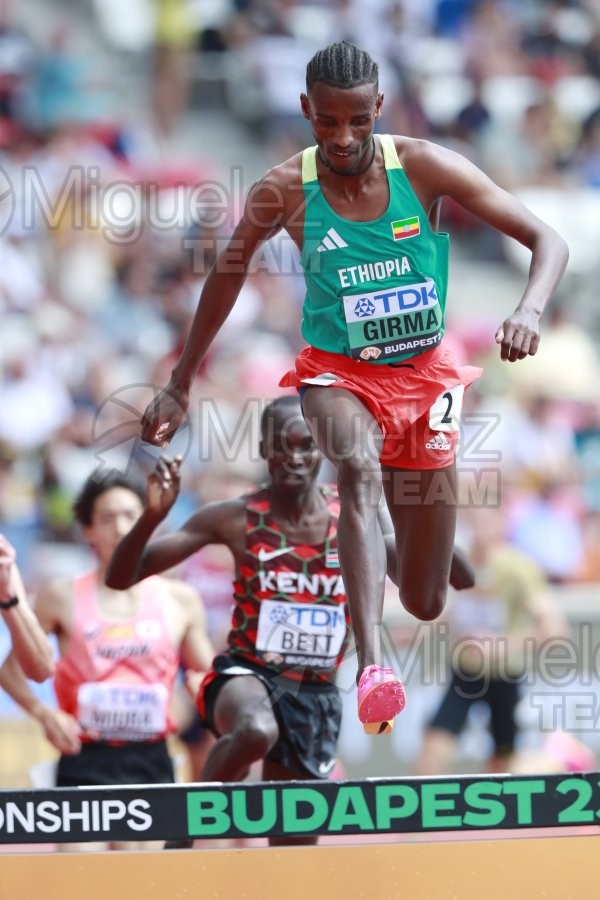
429;384;465;433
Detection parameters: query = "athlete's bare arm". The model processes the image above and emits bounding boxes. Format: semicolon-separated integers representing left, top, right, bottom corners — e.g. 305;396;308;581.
168;580;214;672
141;158;305;446
105;457;247;589
0;535;54;682
396;136;569;362
106;499;246;588
0;580;82;755
31;579;72;653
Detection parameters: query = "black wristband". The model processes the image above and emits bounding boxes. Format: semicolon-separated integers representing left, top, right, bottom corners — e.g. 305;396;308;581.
0;595;19;610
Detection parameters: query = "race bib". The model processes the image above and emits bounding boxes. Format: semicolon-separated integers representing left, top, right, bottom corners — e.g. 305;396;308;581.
342;279;442;360
77;682;169;741
429;384;464;433
255;600;347;667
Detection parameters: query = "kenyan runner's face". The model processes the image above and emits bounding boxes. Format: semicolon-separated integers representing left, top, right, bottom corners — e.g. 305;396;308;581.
261;410;321;494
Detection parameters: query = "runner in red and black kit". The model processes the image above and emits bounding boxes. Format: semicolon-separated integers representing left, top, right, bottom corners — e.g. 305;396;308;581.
107;395;474;847
198;479;349;784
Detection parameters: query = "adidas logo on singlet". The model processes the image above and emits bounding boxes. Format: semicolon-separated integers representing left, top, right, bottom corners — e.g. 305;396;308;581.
316;227;349;252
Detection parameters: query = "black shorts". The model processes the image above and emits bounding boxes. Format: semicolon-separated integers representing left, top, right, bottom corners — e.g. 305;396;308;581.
55;739;175;787
201;654;342;779
178;710;210;745
429;670;521;755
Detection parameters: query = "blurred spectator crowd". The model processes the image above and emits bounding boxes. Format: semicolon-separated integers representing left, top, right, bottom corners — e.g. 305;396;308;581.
0;0;599;598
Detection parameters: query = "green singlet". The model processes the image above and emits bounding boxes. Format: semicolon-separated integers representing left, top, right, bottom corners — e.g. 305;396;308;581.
299;134;450;364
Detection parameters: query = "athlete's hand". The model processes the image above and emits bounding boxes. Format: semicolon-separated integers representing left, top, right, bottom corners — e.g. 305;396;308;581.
37;706;82;755
495;310;541;362
141;384;190;447
147;455;182;518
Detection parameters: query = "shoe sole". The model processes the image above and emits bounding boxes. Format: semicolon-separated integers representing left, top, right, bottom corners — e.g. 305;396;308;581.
358;681;406;733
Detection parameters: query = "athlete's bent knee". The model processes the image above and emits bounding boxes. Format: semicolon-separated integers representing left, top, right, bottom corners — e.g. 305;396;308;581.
401;586;446;621
231;716;279;761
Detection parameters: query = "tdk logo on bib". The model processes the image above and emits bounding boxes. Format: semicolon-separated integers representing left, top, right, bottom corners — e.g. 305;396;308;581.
284;606;345;627
269;605;289;624
354;298;376;318
265;603;344;628
344;279;439;323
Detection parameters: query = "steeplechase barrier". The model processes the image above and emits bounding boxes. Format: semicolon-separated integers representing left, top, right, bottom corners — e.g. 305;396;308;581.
1;773;598;899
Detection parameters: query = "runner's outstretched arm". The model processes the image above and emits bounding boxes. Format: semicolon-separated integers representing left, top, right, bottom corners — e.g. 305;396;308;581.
105;456;242;589
141;178;285;446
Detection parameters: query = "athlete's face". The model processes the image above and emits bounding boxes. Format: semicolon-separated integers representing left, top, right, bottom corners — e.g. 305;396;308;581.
261;409;321;493
85;487;144;566
301;82;384;175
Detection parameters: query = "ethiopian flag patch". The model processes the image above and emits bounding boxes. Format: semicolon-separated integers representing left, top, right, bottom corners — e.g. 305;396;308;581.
391;216;420;240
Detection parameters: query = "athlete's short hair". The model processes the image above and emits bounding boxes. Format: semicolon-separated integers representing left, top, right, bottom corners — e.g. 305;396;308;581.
74;468;146;526
260;395;302;438
306;41;379;93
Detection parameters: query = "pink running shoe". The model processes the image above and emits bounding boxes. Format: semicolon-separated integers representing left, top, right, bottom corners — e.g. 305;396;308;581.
357;665;406;735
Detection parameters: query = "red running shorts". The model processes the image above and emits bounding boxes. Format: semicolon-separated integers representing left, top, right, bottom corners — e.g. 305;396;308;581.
280;344;482;470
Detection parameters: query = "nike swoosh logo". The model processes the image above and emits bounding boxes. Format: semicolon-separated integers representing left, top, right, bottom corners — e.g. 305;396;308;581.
258;546;294;562
318;759;336;776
